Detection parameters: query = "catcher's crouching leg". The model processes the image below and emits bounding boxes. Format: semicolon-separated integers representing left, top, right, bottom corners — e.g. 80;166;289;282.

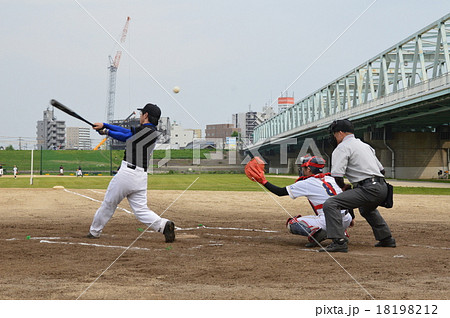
286;216;310;236
286;216;327;247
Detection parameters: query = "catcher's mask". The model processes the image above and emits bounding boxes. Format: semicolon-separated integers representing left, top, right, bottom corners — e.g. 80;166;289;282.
328;119;354;148
298;156;326;176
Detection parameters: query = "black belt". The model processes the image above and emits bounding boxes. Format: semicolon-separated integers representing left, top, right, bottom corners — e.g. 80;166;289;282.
356;176;385;187
127;163;147;172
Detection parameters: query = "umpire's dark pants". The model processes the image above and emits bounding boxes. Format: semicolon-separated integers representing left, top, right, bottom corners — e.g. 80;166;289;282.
323;180;392;241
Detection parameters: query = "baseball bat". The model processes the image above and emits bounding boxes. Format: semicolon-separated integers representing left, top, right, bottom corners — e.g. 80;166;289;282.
50;99;95;127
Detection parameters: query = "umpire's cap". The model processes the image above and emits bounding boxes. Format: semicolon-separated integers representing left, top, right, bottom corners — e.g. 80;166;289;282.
138;103;161;125
329;119;354;134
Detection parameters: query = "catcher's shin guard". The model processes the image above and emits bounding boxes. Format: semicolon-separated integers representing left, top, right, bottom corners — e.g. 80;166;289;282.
286;216;314;236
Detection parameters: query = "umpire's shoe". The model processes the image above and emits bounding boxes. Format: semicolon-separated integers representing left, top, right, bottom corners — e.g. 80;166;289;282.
163;221;175;243
319;238;348;253
375;236;396;247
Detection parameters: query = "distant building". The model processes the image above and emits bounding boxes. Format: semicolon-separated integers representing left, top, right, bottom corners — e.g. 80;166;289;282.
189;129;202;139
205;124;240;142
231;104;276;144
261;105;276;120
66;127;91;150
36;108;66;150
185;139;216;149
158;117;171;144
170;122;194;149
233;110;271;143
277;96;294;113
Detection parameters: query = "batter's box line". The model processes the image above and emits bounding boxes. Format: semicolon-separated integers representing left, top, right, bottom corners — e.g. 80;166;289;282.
39;239;165;252
39;238;226;252
88;189;106;194
204;233;260;240
295;249;389;256
176;226;279;233
65;189;279;234
64;188;133;214
409;244;450;250
3;236;69;241
188;243;224;250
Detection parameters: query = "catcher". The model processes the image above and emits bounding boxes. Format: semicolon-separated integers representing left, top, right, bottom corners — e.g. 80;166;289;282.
245;156;353;247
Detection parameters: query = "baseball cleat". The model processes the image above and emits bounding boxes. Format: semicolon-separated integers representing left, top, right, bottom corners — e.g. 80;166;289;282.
375;237;396;247
163;221;175;243
319;238;348;253
86;233;99;239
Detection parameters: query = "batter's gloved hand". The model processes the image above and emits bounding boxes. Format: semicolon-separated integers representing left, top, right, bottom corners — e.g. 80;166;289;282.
245;156;267;185
97;128;109;136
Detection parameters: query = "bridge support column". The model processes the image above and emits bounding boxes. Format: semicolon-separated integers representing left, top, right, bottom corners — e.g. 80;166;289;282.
365;129;450;179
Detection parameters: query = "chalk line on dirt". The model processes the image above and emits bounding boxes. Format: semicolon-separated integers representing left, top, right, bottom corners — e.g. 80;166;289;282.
177;226;278;233
63;188;132;214
39;239;160;251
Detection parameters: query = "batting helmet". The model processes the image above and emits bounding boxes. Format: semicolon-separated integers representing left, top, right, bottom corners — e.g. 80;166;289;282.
299;156;326;175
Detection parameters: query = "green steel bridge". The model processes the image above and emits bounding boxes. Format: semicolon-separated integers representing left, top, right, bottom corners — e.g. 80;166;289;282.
250;13;450;150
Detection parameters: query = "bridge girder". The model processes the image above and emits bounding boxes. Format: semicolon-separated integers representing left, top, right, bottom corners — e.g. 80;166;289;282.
252;13;450;147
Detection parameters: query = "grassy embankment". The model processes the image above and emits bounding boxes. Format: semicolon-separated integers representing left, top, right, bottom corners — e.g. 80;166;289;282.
1;150;448;193
0;174;449;195
0;149;214;175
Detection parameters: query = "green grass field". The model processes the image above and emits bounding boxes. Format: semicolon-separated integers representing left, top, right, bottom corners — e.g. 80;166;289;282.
0;175;292;191
0;174;449;194
0;149;215;174
395;178;450;183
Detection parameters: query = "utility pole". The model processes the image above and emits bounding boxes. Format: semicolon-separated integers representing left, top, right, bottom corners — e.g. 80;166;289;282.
40;146;43;175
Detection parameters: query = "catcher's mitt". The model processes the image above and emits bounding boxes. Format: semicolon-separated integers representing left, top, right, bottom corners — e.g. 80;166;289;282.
245;156;267;184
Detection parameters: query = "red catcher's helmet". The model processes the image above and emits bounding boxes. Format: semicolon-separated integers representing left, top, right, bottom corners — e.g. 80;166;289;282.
299;156;326;174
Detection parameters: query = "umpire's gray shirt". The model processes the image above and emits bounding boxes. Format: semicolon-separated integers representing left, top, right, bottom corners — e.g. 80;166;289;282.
331;134;384;184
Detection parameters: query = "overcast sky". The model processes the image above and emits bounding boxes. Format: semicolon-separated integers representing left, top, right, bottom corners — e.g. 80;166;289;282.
1;0;450;149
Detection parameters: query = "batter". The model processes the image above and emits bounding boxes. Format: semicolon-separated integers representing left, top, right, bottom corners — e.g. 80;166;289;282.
87;103;175;243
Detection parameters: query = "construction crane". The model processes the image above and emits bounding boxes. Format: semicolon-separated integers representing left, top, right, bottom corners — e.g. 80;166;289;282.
93;137;107;151
106;16;130;124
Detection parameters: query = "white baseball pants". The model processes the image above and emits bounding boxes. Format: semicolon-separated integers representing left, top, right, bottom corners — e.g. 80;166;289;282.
296;212;352;233
89;161;168;237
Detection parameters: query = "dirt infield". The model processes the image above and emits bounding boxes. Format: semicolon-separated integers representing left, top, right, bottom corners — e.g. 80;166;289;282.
0;188;448;300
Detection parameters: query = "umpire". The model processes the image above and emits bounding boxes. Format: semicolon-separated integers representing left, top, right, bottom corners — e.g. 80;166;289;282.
321;119;396;253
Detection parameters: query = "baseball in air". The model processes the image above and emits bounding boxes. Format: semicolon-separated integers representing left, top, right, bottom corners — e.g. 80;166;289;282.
173;86;180;94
